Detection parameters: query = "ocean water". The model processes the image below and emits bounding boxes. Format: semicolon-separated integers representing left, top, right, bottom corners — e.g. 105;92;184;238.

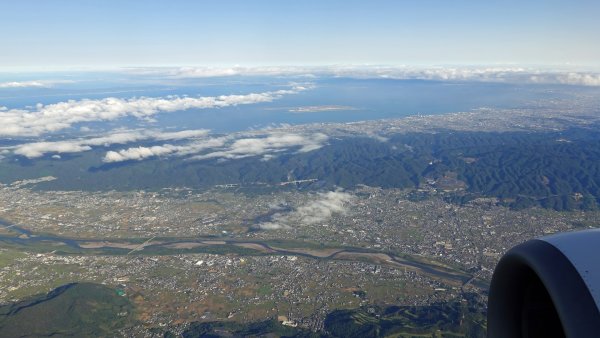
0;74;581;134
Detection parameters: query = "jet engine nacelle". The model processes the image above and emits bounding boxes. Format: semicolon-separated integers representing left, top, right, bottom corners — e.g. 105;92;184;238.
488;229;600;337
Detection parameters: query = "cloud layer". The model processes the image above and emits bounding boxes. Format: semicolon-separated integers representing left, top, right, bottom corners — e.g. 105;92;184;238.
0;86;307;137
14;129;209;158
102;132;328;163
131;65;600;87
102;137;226;163
10;125;328;162
0;80;74;88
258;190;354;230
189;132;328;161
529;72;600;86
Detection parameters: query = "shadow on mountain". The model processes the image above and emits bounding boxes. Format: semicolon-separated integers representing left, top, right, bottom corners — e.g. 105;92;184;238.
89;160;137;172
0;282;134;337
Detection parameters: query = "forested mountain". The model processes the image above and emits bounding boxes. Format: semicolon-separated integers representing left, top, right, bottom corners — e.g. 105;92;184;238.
3;128;600;211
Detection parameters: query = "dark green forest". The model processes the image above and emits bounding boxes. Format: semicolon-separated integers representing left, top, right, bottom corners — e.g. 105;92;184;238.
2;128;600;211
0;283;133;337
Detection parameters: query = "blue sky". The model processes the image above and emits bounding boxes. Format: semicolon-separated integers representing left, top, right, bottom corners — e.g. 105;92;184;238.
1;0;599;69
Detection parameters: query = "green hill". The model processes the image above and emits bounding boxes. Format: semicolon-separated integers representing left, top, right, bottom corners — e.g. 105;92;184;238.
0;283;134;337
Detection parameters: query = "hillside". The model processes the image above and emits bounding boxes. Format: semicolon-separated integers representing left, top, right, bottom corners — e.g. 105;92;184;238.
0;283;134;337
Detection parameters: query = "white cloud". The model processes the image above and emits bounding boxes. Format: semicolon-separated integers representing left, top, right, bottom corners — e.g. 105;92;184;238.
189;132;328;161
0;81;46;88
256;222;290;230
258;190;354;230
102;137;226;163
13;127;327;161
103;145;178;162
0;86;308;137
102;132;327;163
529;72;600;86
13;129;209;158
15;141;93;158
131;65;600;86
127;66;317;78
0;80;74;88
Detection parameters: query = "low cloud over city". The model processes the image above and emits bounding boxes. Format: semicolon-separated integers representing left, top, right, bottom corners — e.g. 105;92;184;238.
258;190;354;230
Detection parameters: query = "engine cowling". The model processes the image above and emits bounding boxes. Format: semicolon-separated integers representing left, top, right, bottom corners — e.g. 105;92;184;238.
487;229;600;337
